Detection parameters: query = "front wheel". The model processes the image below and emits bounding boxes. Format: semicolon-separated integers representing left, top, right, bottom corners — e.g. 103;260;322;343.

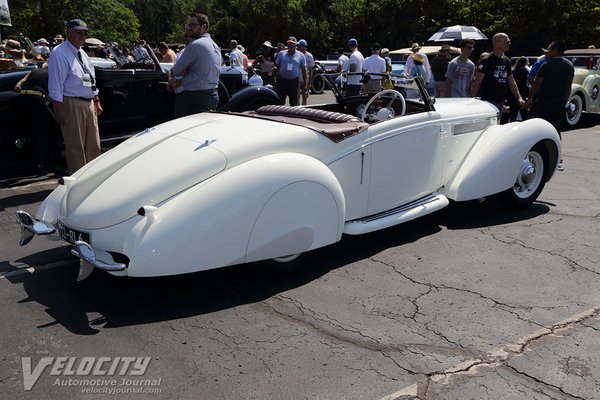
565;93;583;127
311;74;325;94
498;144;548;208
261;252;311;276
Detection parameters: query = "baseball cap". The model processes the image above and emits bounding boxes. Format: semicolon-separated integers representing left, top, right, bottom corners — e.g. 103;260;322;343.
297;39;307;47
286;36;297;44
372;42;381;50
67;19;88;31
381;48;390;54
348;38;358;47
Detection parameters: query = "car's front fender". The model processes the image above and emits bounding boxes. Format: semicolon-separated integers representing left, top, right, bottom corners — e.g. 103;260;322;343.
441;118;560;202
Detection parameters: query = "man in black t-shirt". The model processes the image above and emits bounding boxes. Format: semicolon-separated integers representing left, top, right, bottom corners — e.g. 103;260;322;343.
527;40;574;139
470;33;525;118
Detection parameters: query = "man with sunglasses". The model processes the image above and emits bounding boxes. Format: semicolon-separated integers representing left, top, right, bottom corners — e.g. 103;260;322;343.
471;32;525;118
171;13;222;117
48;18;102;174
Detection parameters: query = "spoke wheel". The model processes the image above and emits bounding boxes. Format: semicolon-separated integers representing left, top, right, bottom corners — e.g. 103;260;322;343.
311;74;325;94
565;93;583;126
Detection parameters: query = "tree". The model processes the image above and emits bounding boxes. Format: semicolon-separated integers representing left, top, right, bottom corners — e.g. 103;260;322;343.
2;0;139;45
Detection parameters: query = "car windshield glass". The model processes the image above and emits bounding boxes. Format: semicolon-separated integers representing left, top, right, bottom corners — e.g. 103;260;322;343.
321;72;431;108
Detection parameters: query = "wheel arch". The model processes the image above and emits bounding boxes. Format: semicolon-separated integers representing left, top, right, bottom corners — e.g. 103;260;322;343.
123;153;345;276
441;118;561;202
244;153;346;263
220;85;281;112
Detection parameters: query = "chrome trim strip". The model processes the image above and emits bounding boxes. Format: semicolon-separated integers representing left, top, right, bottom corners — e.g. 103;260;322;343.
350;193;440;224
452;120;490;136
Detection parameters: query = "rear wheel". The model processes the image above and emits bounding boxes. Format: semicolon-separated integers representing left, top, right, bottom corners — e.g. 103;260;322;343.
498;144;548;208
311;74;325;94
565;93;583;127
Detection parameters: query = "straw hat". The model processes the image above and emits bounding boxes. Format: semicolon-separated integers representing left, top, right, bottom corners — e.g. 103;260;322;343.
412;53;424;63
5;39;23;54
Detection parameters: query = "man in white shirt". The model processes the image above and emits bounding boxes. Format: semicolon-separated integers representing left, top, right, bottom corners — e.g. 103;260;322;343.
336;47;350;89
229;39;244;68
345;38;364;97
48;18;103;174
363;42;387;94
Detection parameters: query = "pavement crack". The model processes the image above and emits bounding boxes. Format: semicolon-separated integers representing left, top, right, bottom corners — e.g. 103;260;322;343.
259;295;421;375
485;230;600;278
505;364;587;400
417;306;600;398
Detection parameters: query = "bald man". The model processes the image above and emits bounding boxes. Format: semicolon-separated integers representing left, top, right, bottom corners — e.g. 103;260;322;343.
470;33;525;118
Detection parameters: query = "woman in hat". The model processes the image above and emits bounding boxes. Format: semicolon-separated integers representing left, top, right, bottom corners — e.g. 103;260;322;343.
255;41;275;85
408;53;426;81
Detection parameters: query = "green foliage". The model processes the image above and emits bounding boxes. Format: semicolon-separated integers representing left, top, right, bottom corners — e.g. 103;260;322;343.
2;0;599;57
85;0;139;45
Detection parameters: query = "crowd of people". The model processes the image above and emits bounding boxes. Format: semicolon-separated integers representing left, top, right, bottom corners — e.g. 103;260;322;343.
2;11;591;175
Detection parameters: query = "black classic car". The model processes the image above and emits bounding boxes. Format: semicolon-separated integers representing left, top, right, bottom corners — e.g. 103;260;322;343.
0;44;280;175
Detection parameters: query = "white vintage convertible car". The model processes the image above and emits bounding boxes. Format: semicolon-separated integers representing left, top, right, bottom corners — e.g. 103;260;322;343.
17;76;561;279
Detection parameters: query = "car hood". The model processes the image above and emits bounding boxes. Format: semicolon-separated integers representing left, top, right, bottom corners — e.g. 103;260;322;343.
61;112;326;229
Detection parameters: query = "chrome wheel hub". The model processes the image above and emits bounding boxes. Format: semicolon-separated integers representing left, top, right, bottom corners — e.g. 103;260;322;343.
513;151;544;199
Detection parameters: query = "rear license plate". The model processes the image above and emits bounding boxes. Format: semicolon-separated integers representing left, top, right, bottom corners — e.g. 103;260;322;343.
57;220;90;245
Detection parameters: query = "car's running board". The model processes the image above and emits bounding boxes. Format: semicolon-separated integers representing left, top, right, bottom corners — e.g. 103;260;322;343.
343;193;449;235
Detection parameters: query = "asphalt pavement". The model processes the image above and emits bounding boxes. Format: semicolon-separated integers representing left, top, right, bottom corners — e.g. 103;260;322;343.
1;96;600;399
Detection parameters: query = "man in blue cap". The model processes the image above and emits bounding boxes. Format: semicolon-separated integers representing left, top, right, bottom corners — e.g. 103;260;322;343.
48;18;102;174
296;39;314;105
345;38;364;96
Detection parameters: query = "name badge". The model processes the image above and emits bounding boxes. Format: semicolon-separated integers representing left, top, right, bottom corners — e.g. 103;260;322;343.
287;63;293;71
82;73;93;87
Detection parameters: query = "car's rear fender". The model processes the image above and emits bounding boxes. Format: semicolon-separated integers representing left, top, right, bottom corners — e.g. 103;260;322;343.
221;85;281;112
441;118;560;201
121;153;345;276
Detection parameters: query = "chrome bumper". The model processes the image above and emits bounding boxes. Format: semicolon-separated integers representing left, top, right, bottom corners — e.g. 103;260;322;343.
16;210;56;246
16;210;126;280
71;241;127;272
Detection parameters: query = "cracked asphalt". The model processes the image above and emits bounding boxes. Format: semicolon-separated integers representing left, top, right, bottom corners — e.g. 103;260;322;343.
1;112;599;400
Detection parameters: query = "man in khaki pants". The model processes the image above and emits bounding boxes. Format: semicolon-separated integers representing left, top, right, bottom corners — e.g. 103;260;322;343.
48;18;102;174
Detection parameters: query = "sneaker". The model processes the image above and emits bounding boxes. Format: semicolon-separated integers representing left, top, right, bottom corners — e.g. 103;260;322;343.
557;163;565;171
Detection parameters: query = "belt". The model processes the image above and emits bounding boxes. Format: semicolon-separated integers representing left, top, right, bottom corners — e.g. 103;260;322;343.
20;89;45;96
75;97;93;102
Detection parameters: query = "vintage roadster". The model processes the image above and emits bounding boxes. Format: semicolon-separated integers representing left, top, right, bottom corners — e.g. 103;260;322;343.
17;76;561;279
